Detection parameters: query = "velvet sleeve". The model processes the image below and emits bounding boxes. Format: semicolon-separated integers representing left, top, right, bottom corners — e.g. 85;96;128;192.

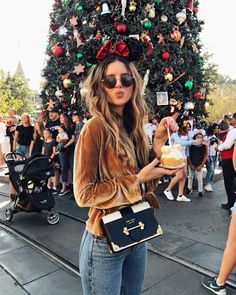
73;118;142;209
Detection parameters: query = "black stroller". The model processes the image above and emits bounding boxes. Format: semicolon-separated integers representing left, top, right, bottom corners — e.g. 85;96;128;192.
3;152;60;225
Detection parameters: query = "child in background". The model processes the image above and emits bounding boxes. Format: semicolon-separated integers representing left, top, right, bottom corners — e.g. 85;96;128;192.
56;125;68;153
187;132;208;197
42;129;58;194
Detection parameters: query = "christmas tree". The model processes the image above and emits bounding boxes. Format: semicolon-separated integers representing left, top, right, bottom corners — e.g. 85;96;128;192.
41;0;207;120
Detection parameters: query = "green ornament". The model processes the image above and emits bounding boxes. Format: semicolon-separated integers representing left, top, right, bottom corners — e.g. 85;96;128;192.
41;88;46;94
198;58;204;66
62;0;70;6
102;39;108;44
184;80;193;90
46;43;51;51
76;5;83;11
76;53;83;60
85;62;93;68
143;20;152;29
155;0;162;4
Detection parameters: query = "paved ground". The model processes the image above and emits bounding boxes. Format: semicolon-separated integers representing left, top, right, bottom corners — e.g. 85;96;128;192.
0;167;236;295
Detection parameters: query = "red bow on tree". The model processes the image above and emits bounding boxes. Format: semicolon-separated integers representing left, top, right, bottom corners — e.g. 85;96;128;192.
96;40;129;60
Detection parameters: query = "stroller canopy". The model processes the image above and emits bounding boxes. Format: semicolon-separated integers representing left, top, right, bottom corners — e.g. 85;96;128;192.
21;154;54;181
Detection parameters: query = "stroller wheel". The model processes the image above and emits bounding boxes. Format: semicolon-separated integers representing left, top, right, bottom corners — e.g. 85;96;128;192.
47;211;60;225
4;208;14;221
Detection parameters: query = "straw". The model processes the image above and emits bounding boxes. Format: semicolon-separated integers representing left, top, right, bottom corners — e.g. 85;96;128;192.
167;125;172;146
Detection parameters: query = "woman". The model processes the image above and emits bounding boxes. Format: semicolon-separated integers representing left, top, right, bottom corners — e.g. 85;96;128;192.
58;112;75;196
205;122;220;192
163;116;200;202
73;47;178;294
29;119;45;156
13;113;34;158
201;140;236;294
187;132;208;198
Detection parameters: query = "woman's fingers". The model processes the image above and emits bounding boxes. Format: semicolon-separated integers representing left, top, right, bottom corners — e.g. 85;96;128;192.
149;157;160;167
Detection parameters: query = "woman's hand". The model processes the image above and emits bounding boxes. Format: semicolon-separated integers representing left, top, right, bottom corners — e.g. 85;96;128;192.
136;158;180;184
153;116;178;159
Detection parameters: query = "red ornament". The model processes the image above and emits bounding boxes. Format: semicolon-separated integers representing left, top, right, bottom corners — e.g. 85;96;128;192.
50;22;58;33
51;43;64;57
146;42;154;57
116;23;127;33
194;92;201;99
62;103;68;109
164;67;174;75
187;0;193;9
161;52;170;60
193;7;199;14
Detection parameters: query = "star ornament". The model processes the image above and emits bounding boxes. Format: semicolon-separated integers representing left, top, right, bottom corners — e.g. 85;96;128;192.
46;99;56;110
74;64;85;75
156;33;165;44
70;16;78;27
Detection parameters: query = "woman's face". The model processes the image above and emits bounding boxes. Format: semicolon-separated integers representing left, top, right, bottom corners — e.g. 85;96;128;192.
60;114;67;124
183;119;189;127
213;126;219;134
102;60;134;115
21;115;30;124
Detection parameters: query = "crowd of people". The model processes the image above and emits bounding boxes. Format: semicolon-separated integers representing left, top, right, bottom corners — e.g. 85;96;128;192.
146;110;236;209
0;107;85;197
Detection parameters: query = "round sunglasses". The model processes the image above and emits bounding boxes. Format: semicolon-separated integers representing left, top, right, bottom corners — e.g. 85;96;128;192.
101;73;134;89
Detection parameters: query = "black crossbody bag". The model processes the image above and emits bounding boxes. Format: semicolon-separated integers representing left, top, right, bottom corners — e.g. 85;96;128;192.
101;200;163;253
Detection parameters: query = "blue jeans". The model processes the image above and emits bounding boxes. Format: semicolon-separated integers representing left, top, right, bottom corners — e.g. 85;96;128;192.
79;230;147;295
16;144;30;158
58;150;74;182
205;155;218;184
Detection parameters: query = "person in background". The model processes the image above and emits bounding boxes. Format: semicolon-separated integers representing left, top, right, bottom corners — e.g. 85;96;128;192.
74;49;178;295
72;110;84;145
58;113;75;196
205;123;220;192
218;113;236;211
6;108;18;151
0;115;6;168
187;131;208;198
42;129;58;194
56;125;69;153
187;109;196;132
218;114;230;141
144;114;156;145
13;113;34;158
163;116;201;202
45;108;60;140
201;140;236;295
29;119;45;156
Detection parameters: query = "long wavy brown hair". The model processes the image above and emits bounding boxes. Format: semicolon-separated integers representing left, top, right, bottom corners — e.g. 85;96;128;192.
82;55;149;169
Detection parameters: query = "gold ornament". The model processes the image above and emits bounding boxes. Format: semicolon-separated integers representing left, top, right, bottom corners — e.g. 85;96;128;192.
63;79;72;88
40;78;48;88
170;29;181;42
164;73;173;82
129;0;137;12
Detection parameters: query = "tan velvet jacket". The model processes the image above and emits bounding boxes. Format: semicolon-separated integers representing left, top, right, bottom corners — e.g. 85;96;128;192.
73;116;143;236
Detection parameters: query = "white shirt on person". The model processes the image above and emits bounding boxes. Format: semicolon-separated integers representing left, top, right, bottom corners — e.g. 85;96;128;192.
218;126;236;151
144;123;156;144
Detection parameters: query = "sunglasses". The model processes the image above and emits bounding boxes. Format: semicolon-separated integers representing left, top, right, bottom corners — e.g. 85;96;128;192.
102;73;134;89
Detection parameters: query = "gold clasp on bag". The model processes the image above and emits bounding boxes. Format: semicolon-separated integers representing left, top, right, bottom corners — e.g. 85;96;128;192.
123;222;145;235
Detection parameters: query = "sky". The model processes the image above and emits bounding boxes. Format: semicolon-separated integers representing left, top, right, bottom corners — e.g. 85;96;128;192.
0;0;235;91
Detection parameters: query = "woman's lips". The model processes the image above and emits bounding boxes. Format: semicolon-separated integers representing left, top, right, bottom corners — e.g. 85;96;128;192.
115;91;124;98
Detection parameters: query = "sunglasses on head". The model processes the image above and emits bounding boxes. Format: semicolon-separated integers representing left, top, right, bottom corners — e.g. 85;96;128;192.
101;73;134;89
